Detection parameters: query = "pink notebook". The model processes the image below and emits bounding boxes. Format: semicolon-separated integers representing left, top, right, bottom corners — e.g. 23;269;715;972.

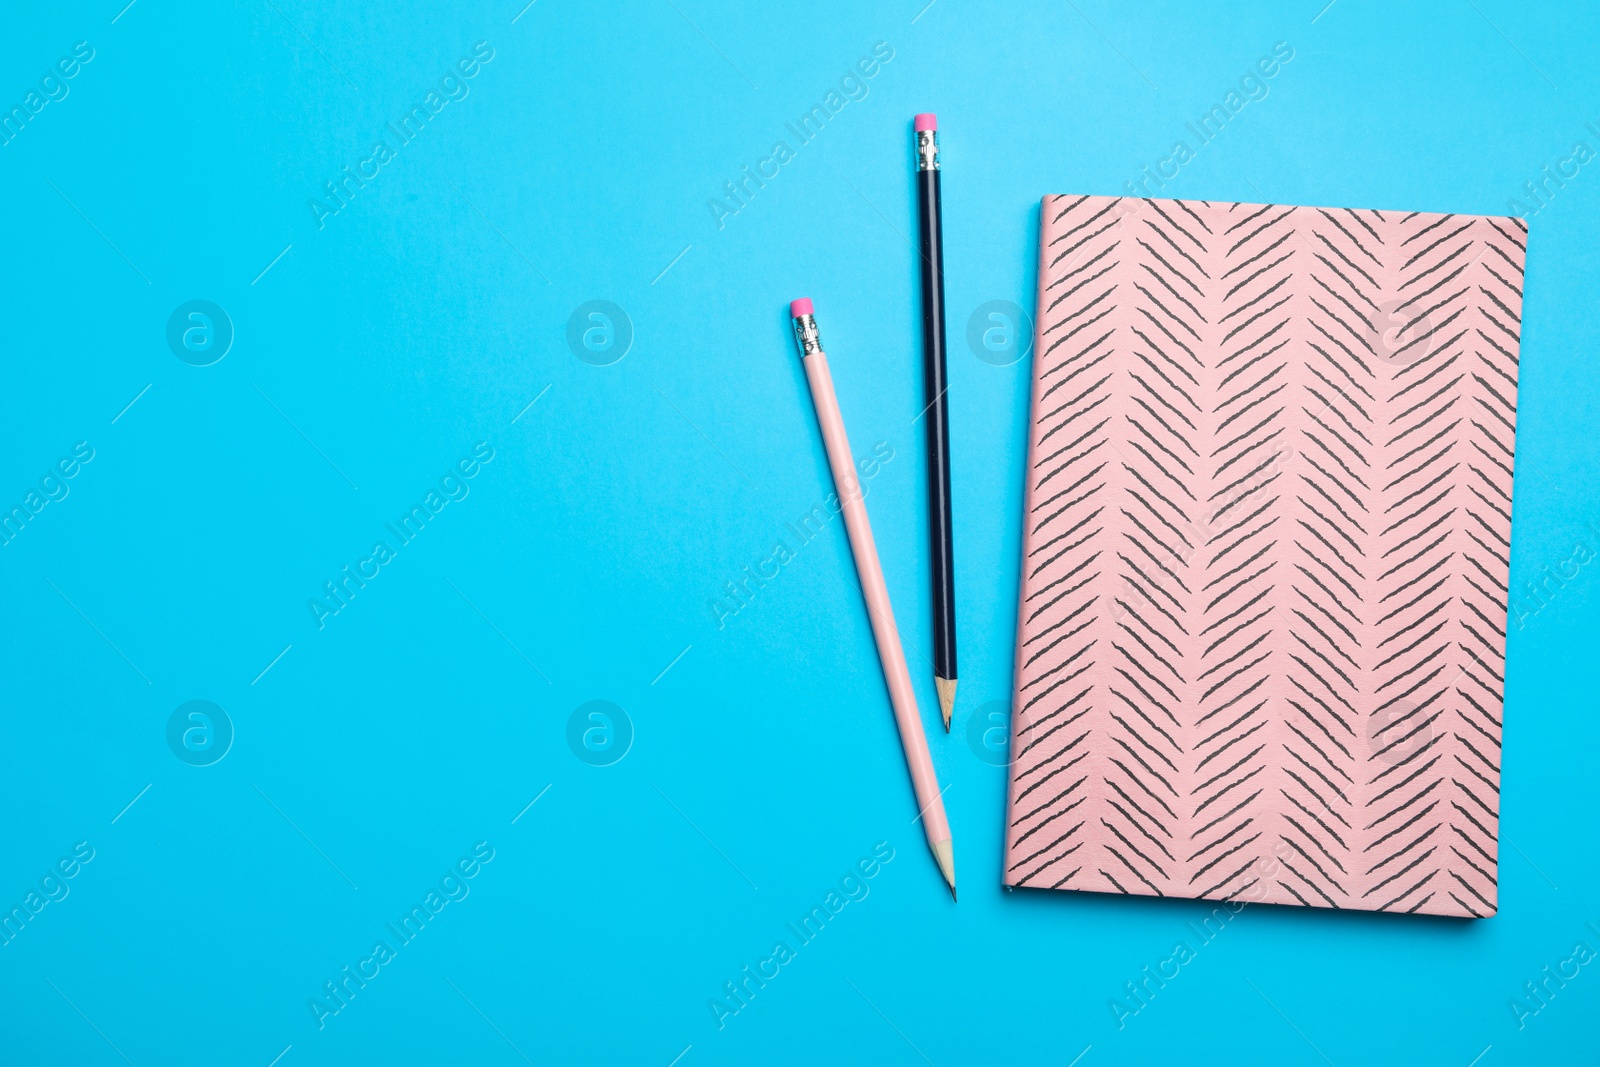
1003;195;1524;917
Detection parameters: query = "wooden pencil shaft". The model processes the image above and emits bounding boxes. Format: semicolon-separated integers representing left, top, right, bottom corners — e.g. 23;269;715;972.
917;166;957;684
796;341;954;864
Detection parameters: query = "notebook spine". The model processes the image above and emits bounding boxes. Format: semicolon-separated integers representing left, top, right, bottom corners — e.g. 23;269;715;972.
1001;196;1062;881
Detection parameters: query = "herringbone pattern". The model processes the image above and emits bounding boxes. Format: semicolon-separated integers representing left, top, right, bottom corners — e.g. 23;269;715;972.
1004;195;1524;917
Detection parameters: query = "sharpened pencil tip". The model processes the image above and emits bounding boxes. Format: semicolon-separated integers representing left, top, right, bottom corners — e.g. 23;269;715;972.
932;838;955;898
935;677;956;731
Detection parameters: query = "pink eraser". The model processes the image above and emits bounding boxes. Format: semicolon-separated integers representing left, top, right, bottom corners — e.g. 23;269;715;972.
914;113;937;132
790;298;813;317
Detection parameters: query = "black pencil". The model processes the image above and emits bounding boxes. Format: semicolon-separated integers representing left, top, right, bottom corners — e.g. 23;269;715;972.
914;113;957;731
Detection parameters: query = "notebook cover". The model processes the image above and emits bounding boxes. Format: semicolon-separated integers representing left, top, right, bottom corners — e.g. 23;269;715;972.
1002;195;1525;917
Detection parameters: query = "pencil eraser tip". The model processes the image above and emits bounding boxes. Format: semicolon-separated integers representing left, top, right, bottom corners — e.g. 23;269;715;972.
914;113;937;132
789;298;813;317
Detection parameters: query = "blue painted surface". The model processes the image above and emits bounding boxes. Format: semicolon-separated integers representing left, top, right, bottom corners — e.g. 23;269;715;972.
0;1;1593;1063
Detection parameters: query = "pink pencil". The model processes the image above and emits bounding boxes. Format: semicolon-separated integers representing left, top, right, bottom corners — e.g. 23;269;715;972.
789;298;956;899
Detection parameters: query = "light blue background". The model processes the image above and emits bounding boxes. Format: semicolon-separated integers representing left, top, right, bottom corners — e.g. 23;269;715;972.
1;1;1593;1064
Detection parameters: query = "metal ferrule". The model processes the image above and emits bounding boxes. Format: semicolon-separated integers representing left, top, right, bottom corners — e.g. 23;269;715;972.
792;313;823;358
916;130;940;172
